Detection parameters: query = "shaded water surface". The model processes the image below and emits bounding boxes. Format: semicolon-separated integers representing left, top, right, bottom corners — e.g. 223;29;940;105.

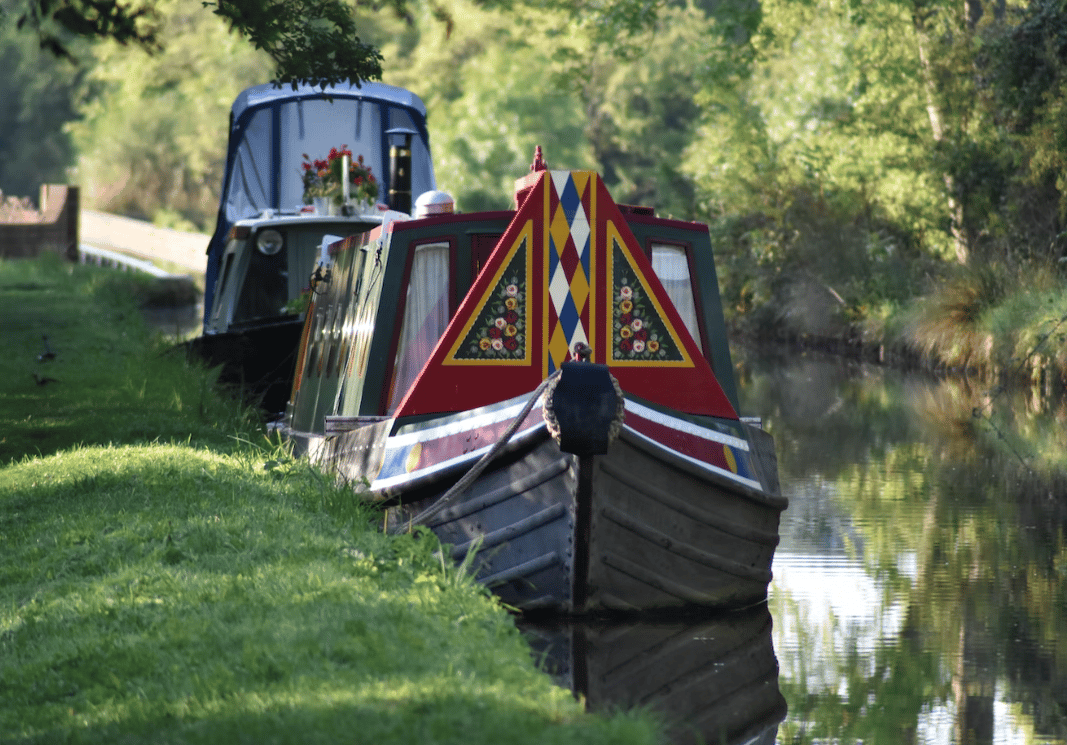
744;350;1067;744
141;302;202;341
528;350;1067;744
522;605;786;745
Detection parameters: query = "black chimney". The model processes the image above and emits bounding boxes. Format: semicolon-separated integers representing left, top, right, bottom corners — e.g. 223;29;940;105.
386;128;416;214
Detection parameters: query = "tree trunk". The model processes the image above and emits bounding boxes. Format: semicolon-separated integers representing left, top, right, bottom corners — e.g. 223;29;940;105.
913;7;971;264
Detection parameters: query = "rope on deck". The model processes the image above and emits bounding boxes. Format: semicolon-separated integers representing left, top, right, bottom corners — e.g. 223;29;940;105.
390;369;563;535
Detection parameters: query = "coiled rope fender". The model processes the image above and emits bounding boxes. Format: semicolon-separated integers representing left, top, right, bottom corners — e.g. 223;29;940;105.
391;369;563;534
541;367;625;451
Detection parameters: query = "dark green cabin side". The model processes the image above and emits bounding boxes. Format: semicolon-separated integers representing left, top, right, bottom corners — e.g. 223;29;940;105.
287;240;359;434
289;212;513;434
355;212;514;419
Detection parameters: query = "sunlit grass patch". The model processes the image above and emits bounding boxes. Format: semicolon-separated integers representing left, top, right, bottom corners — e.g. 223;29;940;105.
905;262;1011;370
986;287;1067;378
1;442;657;744
903;261;1067;381
0;256;661;745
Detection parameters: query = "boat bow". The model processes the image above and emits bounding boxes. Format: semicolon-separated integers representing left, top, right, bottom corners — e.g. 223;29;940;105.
289;154;786;613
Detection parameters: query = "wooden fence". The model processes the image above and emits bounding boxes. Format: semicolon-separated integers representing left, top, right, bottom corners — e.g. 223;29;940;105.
1;184;209;277
0;185;79;260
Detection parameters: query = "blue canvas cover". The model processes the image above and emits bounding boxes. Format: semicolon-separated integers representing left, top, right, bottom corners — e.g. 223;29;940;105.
203;81;436;327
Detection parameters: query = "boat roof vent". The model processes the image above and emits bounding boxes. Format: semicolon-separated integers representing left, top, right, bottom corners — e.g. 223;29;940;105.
414;190;455;218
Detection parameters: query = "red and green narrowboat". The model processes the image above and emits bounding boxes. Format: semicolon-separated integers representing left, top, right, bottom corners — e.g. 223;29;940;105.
285;150;787;614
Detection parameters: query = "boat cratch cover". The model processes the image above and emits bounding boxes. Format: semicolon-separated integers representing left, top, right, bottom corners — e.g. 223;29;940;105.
394;170;738;420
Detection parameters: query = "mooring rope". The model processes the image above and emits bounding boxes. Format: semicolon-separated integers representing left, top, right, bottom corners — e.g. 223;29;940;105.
390;369;563;534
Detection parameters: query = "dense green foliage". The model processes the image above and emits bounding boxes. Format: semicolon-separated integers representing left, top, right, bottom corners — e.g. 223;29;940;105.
383;0;597;212
0;23;85;201
3;0;383;87
0;256;662;744
7;0;1067;377
65;0;272;228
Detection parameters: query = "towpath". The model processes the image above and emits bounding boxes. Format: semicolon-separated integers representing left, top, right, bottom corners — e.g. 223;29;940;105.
79;210;209;277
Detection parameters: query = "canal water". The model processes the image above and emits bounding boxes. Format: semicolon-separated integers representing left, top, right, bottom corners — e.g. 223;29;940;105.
527;349;1067;745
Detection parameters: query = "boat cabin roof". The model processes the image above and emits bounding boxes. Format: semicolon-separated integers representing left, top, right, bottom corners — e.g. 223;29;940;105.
219;82;434;224
228;209;402;232
230;82;428;121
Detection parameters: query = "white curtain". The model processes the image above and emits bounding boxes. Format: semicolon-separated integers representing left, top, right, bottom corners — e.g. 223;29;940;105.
651;244;703;352
388;243;451;412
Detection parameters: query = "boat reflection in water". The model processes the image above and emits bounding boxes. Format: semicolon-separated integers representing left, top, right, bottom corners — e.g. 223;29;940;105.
522;603;786;745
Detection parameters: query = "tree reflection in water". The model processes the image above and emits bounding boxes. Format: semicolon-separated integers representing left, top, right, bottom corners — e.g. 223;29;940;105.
738;349;1067;744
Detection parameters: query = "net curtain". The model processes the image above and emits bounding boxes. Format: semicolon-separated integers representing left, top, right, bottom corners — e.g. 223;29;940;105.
388;244;451;412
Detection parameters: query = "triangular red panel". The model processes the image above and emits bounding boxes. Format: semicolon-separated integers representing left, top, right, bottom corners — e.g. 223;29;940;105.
394;171;737;419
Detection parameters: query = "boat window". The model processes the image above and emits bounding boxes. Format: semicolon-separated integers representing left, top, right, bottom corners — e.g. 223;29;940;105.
650;243;703;352
278;99;384;210
387;242;451;412
234;235;289;323
225;108;273;221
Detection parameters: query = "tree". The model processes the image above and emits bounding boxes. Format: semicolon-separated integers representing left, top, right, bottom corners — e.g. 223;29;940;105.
684;0;1021;274
0;21;85;199
382;0;595;211
982;0;1067;264
451;0;760;217
562;2;727;218
67;0;271;229
3;0;384;86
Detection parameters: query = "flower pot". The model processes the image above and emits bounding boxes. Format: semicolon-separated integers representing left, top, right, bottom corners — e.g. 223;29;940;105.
312;196;330;215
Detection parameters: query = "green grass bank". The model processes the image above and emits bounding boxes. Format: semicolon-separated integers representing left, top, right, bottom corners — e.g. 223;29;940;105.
0;256;661;744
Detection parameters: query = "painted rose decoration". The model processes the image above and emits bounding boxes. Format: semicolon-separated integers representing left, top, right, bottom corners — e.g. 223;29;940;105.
611;244;681;362
456;244;527;361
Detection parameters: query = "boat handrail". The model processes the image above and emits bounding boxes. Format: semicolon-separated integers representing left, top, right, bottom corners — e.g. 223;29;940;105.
325;415;389;435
